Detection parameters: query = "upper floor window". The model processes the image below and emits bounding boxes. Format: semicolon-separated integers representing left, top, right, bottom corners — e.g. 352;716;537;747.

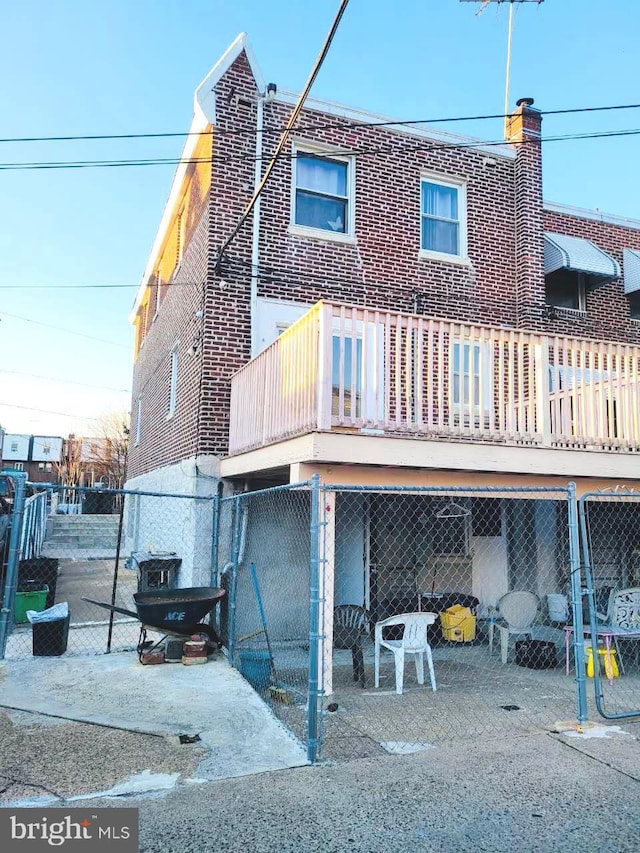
420;177;466;259
629;294;640;321
293;151;353;237
545;269;586;312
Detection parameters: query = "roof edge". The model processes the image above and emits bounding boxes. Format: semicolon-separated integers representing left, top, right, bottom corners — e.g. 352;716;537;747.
130;34;263;323
545;201;640;232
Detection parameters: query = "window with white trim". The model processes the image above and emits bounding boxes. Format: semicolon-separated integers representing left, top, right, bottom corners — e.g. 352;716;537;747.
293;151;352;235
420;178;466;257
135;397;142;445
168;345;179;416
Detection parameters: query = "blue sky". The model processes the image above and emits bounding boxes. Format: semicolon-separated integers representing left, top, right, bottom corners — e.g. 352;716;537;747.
1;0;639;437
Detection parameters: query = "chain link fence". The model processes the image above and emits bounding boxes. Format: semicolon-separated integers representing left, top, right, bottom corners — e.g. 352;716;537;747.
215;483;316;757
579;492;640;719
6;468;637;764
0;476;217;660
319;484;586;760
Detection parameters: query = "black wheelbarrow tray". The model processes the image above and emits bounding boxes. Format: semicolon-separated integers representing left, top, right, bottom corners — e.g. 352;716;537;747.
82;586;225;658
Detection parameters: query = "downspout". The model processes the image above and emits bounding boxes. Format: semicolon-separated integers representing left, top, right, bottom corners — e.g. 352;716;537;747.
250;92;264;358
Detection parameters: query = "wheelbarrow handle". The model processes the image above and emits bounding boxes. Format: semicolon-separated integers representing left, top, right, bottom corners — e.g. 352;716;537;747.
81;597;139;620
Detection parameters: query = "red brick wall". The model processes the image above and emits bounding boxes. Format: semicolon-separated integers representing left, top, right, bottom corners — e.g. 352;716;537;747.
127;203;210;478
543;208;640;343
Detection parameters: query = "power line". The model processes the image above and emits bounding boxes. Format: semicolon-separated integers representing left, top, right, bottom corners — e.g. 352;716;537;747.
0;402;99;421
0;311;130;348
216;0;352;266
0;369;130;393
0;101;638;145
1;126;638;172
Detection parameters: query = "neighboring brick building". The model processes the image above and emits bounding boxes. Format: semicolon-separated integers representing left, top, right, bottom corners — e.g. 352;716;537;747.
127;33;640;501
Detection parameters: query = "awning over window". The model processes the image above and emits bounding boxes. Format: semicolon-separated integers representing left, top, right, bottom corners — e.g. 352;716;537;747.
623;248;640;295
544;232;620;285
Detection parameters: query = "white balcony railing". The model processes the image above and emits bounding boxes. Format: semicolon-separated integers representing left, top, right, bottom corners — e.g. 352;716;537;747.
228;301;640;456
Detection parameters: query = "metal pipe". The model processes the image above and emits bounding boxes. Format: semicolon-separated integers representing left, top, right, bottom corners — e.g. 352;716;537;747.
250;93;264;358
307;473;322;763
0;472;27;659
503;0;515;138
106;498;126;653
567;481;588;725
210;494;220;585
26;482;215;501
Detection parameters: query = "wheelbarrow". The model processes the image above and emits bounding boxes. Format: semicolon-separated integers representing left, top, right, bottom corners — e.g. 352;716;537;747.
83;586;225;661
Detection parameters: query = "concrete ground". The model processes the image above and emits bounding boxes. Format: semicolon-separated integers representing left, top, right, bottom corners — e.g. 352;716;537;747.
267;640;640;760
13;721;638;853
0;651;307;799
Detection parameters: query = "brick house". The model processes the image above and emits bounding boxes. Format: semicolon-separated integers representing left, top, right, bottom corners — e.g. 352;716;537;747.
126;34;640;606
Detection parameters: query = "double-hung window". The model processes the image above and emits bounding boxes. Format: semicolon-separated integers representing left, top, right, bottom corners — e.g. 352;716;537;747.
293;151;351;236
421;177;466;258
451;341;492;427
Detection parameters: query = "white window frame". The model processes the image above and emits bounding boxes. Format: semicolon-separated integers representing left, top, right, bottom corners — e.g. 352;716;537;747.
330;317;385;424
135;397;142;446
289;143;356;243
419;173;468;263
451;340;492;427
168;343;179;417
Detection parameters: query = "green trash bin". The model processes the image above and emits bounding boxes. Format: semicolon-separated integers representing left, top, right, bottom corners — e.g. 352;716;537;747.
14;583;49;624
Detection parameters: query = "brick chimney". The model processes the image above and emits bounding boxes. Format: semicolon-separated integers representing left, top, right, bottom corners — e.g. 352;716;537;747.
507;98;544;329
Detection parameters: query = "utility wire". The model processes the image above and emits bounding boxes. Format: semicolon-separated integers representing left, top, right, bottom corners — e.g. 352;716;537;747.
1;126;638;172
0;402;100;421
0;310;130;348
0;102;638;145
0;369;130;393
215;0;352;267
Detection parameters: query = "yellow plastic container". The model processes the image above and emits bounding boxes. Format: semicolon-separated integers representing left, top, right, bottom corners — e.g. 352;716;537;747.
440;605;476;643
585;646;619;679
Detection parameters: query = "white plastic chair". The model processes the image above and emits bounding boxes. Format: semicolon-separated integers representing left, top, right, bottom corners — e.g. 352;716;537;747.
374;612;437;695
489;591;539;664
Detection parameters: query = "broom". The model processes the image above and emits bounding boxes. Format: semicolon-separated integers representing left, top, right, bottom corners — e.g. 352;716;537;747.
248;563;297;704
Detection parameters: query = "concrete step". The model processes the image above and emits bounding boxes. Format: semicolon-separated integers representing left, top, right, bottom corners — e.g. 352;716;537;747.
44;538;119;549
48;517;119;527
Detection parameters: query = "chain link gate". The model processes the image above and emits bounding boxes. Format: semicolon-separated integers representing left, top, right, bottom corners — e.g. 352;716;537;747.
579;491;640;720
214;481;320;761
0;472;217;660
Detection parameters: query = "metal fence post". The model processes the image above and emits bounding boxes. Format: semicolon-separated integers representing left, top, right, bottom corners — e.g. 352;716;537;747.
567;481;588;726
227;496;243;668
210;495;220;585
0;471;27;659
307;473;322;763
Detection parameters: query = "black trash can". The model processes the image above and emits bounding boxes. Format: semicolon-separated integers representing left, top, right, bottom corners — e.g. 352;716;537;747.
32;614;70;656
19;558;59;610
82;491;115;515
